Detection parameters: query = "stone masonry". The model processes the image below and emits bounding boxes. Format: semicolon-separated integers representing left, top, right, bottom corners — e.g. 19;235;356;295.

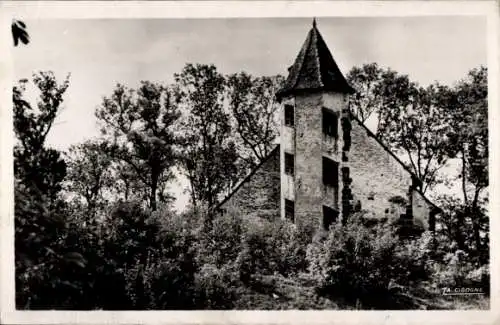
349;116;413;220
217;146;281;219
294;93;327;231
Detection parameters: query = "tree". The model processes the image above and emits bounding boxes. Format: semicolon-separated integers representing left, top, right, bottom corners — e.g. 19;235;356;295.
346;63;385;124
226;73;284;169
14;72;89;309
174;63;239;208
374;71;453;193
65;140;113;217
347;64;456;192
95;81;180;211
13;71;70;202
444;66;488;258
448;66;488;208
110;161;147;203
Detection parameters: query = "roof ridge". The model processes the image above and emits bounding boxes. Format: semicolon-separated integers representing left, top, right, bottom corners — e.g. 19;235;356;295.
312;26;324;88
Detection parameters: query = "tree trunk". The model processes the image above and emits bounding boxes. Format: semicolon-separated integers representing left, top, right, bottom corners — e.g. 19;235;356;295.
461;146;468;205
454;146;468;252
455;210;466;251
150;174;158;211
87;200;96;218
471;187;483;262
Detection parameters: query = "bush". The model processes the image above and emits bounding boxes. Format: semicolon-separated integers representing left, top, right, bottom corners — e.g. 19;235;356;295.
236;218;308;283
434;195;489;266
195;211;244;267
193;263;240;309
17;194;489;310
427;249;489;294
306;216;433;309
394;231;434;285
144;211;199;309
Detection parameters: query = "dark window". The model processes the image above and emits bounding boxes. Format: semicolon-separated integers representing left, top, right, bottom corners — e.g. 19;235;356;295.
322;108;338;137
429;211;436;232
285;199;295;222
285;104;294;127
285;152;294;176
323;205;339;230
322;157;338;187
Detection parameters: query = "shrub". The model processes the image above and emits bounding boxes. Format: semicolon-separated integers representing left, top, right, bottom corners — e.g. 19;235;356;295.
195;211;244;267
272;220;309;276
427;249;489;294
147;211;199;309
434;195;489;265
103;203;200;309
236;218;308;283
394;231;434;285
306;216;433;309
193;263;240;309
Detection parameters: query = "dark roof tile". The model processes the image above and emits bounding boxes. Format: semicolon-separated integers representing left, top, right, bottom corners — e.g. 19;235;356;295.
277;19;355;100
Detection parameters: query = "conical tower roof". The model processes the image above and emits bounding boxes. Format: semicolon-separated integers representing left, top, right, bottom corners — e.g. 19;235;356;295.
277;19;355;100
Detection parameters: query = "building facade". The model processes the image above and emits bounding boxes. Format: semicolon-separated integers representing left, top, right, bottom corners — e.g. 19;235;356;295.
217;20;439;232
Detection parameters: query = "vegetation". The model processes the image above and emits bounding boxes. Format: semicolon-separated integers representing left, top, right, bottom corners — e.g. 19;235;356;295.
13;55;488;308
346;64;487;196
346;63;489;265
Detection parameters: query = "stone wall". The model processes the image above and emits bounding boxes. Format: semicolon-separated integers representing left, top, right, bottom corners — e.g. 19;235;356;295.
220;147;281;219
349;118;415;221
280;97;295;219
412;190;432;229
294;93;325;230
321;93;346;214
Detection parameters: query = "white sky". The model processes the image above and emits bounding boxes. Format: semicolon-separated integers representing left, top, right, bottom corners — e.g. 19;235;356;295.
13;17;487;211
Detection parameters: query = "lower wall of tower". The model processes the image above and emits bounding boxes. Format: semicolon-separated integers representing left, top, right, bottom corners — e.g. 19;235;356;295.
294;93;325;230
220;148;281;220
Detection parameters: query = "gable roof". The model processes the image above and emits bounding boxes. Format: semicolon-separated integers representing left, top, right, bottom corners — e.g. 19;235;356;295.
276;19;355;100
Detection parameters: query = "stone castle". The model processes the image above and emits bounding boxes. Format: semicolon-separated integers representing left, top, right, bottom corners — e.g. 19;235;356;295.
216;19;440;232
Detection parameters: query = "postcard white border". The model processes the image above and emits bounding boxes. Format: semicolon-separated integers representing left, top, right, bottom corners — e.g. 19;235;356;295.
1;1;499;324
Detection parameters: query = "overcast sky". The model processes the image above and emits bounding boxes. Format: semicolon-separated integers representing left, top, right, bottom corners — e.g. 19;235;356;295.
13;16;487;210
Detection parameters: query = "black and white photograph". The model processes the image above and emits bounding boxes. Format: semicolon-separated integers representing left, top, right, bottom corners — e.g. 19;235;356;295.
1;1;498;323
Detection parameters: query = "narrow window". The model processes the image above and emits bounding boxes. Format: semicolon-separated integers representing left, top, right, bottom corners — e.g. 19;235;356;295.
285;152;294;176
322;108;338;137
322;157;338;187
285;199;295;222
284;104;294;127
429;211;437;232
323;205;339;230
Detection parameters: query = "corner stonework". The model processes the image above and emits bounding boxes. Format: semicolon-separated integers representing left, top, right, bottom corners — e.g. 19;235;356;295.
340;98;353;224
